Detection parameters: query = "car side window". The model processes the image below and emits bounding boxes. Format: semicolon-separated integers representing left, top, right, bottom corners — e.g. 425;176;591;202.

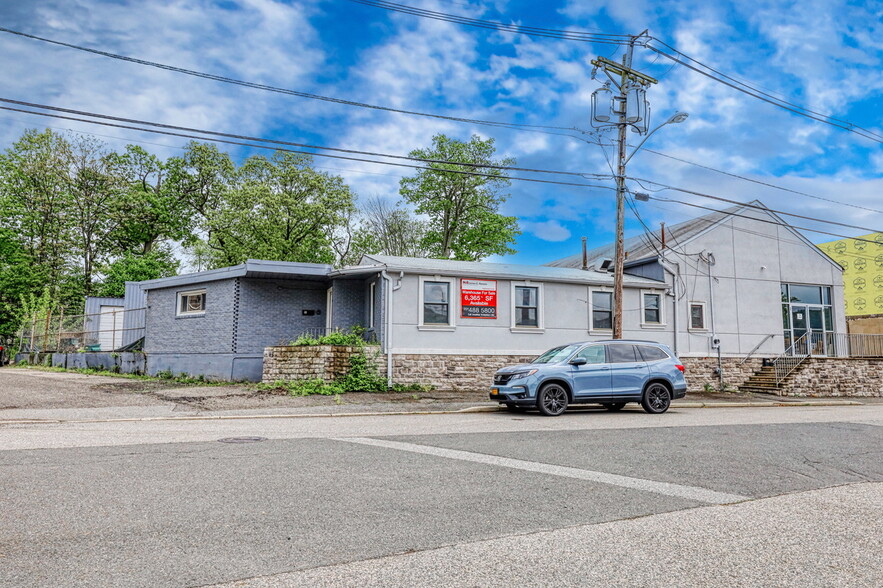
574;345;606;364
637;345;669;362
607;344;639;363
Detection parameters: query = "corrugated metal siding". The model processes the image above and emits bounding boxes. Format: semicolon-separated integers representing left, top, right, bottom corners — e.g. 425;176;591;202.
84;296;125;342
122;282;147;347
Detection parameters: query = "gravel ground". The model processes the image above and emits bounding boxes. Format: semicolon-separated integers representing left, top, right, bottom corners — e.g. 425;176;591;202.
0;366;491;413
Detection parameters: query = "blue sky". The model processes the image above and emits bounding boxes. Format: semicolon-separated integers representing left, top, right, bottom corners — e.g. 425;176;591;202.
0;0;881;266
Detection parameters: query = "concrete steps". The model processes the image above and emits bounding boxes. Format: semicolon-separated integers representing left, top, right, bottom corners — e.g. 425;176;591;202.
739;363;808;395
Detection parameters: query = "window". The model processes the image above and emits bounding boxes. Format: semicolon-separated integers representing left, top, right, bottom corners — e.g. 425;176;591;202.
510;282;542;330
591;291;613;330
421;279;452;326
575;345;606;364
514;286;538;327
177;289;206;316
689;302;706;330
642;292;662;325
637;345;669;362
607;344;638;363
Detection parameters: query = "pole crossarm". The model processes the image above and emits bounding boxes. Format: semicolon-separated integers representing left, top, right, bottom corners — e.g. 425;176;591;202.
591;57;658;86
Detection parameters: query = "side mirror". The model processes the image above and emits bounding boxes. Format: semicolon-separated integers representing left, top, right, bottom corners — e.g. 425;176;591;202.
570;357;587;366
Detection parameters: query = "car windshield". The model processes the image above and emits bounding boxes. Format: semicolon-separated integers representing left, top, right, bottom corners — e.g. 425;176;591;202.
533;344;582;364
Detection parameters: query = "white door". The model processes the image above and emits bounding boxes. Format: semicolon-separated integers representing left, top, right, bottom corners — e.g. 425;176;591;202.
98;306;123;351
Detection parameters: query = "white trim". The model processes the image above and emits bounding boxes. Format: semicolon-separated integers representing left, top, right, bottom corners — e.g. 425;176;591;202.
641;289;665;328
588;288;614;334
510;281;544;331
688;300;708;331
368;281;376;329
418;276;457;328
326;287;333;331
176;289;206;317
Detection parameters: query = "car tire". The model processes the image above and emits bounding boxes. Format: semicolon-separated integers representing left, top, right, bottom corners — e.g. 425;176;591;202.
604;402;626;411
641;382;671;414
537;383;568;417
504;403;526;412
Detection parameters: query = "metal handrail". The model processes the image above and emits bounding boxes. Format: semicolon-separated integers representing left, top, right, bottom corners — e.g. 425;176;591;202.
772;333;809;385
739;334;775;365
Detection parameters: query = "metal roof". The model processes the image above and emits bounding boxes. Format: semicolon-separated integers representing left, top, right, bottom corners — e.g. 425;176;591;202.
545;203;744;269
356;254;665;286
139;259;333;290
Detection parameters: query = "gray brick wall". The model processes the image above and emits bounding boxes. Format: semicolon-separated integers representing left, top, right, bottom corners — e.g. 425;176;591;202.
235;278;327;352
144;279;235;353
330;278;366;331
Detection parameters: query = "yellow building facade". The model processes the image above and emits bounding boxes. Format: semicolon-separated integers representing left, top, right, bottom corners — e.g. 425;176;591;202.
816;232;883;316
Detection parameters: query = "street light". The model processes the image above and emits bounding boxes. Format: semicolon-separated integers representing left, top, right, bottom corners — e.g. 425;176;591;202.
624;112;689;166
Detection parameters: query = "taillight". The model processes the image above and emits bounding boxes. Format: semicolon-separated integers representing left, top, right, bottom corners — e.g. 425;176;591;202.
675;364;685;373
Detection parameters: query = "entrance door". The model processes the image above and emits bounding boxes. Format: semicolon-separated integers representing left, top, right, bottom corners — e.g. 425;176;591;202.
808;307;826;356
790;306;808;355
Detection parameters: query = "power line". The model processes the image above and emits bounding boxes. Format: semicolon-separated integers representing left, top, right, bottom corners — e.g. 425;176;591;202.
649;196;881;245
339;4;882;145
0;97;609;180
636;147;883;215
0;26;573;134
344;0;633;44
643;38;883;145
0;102;617;193
628;175;883;236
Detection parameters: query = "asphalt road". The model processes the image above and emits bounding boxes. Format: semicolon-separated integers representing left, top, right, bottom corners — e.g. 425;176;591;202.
2;403;882;587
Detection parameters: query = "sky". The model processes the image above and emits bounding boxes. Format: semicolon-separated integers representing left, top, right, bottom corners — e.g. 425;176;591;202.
0;0;881;266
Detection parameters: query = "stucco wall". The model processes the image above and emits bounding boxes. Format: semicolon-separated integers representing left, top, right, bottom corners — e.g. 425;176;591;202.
387;274;672;356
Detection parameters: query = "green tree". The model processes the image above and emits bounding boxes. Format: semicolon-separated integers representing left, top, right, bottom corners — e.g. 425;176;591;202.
93;246;180;298
399;134;520;260
203;151;356;267
348;196;428;261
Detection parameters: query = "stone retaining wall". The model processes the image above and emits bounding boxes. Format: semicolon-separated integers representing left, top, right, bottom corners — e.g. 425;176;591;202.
681;357;764;393
262;345;366;383
785;358;883;397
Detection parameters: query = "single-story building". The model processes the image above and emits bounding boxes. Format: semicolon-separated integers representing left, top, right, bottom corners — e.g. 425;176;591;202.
123;200;847;390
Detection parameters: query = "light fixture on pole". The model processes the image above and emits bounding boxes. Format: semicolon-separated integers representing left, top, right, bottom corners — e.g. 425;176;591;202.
590;41;686;339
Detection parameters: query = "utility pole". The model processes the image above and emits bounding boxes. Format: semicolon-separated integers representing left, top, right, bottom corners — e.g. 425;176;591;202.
590;33;661;339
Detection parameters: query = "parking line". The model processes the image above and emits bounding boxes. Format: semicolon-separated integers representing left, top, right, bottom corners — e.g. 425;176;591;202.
335;437;748;505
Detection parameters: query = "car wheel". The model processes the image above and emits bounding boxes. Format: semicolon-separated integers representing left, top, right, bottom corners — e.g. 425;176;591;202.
641;383;671;414
537;383;568;416
604;402;626;411
505;403;527;412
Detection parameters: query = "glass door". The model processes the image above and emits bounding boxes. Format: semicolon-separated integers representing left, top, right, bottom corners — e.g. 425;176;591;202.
790;306;808;355
808;307;825;356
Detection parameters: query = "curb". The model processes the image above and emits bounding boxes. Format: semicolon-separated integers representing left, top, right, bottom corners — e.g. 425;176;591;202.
0;399;868;425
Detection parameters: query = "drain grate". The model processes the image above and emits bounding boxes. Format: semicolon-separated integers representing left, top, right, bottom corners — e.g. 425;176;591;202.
217;436;268;443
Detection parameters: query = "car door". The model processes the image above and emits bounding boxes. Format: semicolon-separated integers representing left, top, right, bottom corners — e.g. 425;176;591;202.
569;344;612;398
607;343;649;397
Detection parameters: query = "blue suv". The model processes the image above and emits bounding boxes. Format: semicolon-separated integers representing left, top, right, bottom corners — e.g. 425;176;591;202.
490;340;687;416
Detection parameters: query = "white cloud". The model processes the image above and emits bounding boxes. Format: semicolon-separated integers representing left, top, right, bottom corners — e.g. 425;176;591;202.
523;219;572;242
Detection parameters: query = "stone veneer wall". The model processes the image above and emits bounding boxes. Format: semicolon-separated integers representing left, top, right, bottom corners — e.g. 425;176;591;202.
680;357;764;393
785;358;883;397
382;354;536;391
263;345;364;383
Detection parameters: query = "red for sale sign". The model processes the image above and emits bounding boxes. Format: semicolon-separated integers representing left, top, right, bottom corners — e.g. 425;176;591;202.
461;278;497;319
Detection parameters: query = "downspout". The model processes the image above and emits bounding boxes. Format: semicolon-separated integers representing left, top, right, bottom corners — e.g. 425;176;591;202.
658;255;680;356
380;270;403;387
704;252;723;390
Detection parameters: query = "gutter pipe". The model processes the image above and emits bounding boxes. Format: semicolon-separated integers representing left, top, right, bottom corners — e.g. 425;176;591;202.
380;270;403;387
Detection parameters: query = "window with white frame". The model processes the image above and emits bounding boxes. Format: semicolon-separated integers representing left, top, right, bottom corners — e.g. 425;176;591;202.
420;277;455;326
591;290;613;330
511;282;542;329
177;289;206;316
689;302;706;330
642;291;663;326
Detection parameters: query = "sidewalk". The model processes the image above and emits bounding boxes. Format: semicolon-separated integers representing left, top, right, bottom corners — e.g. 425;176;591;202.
0;386;873;424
